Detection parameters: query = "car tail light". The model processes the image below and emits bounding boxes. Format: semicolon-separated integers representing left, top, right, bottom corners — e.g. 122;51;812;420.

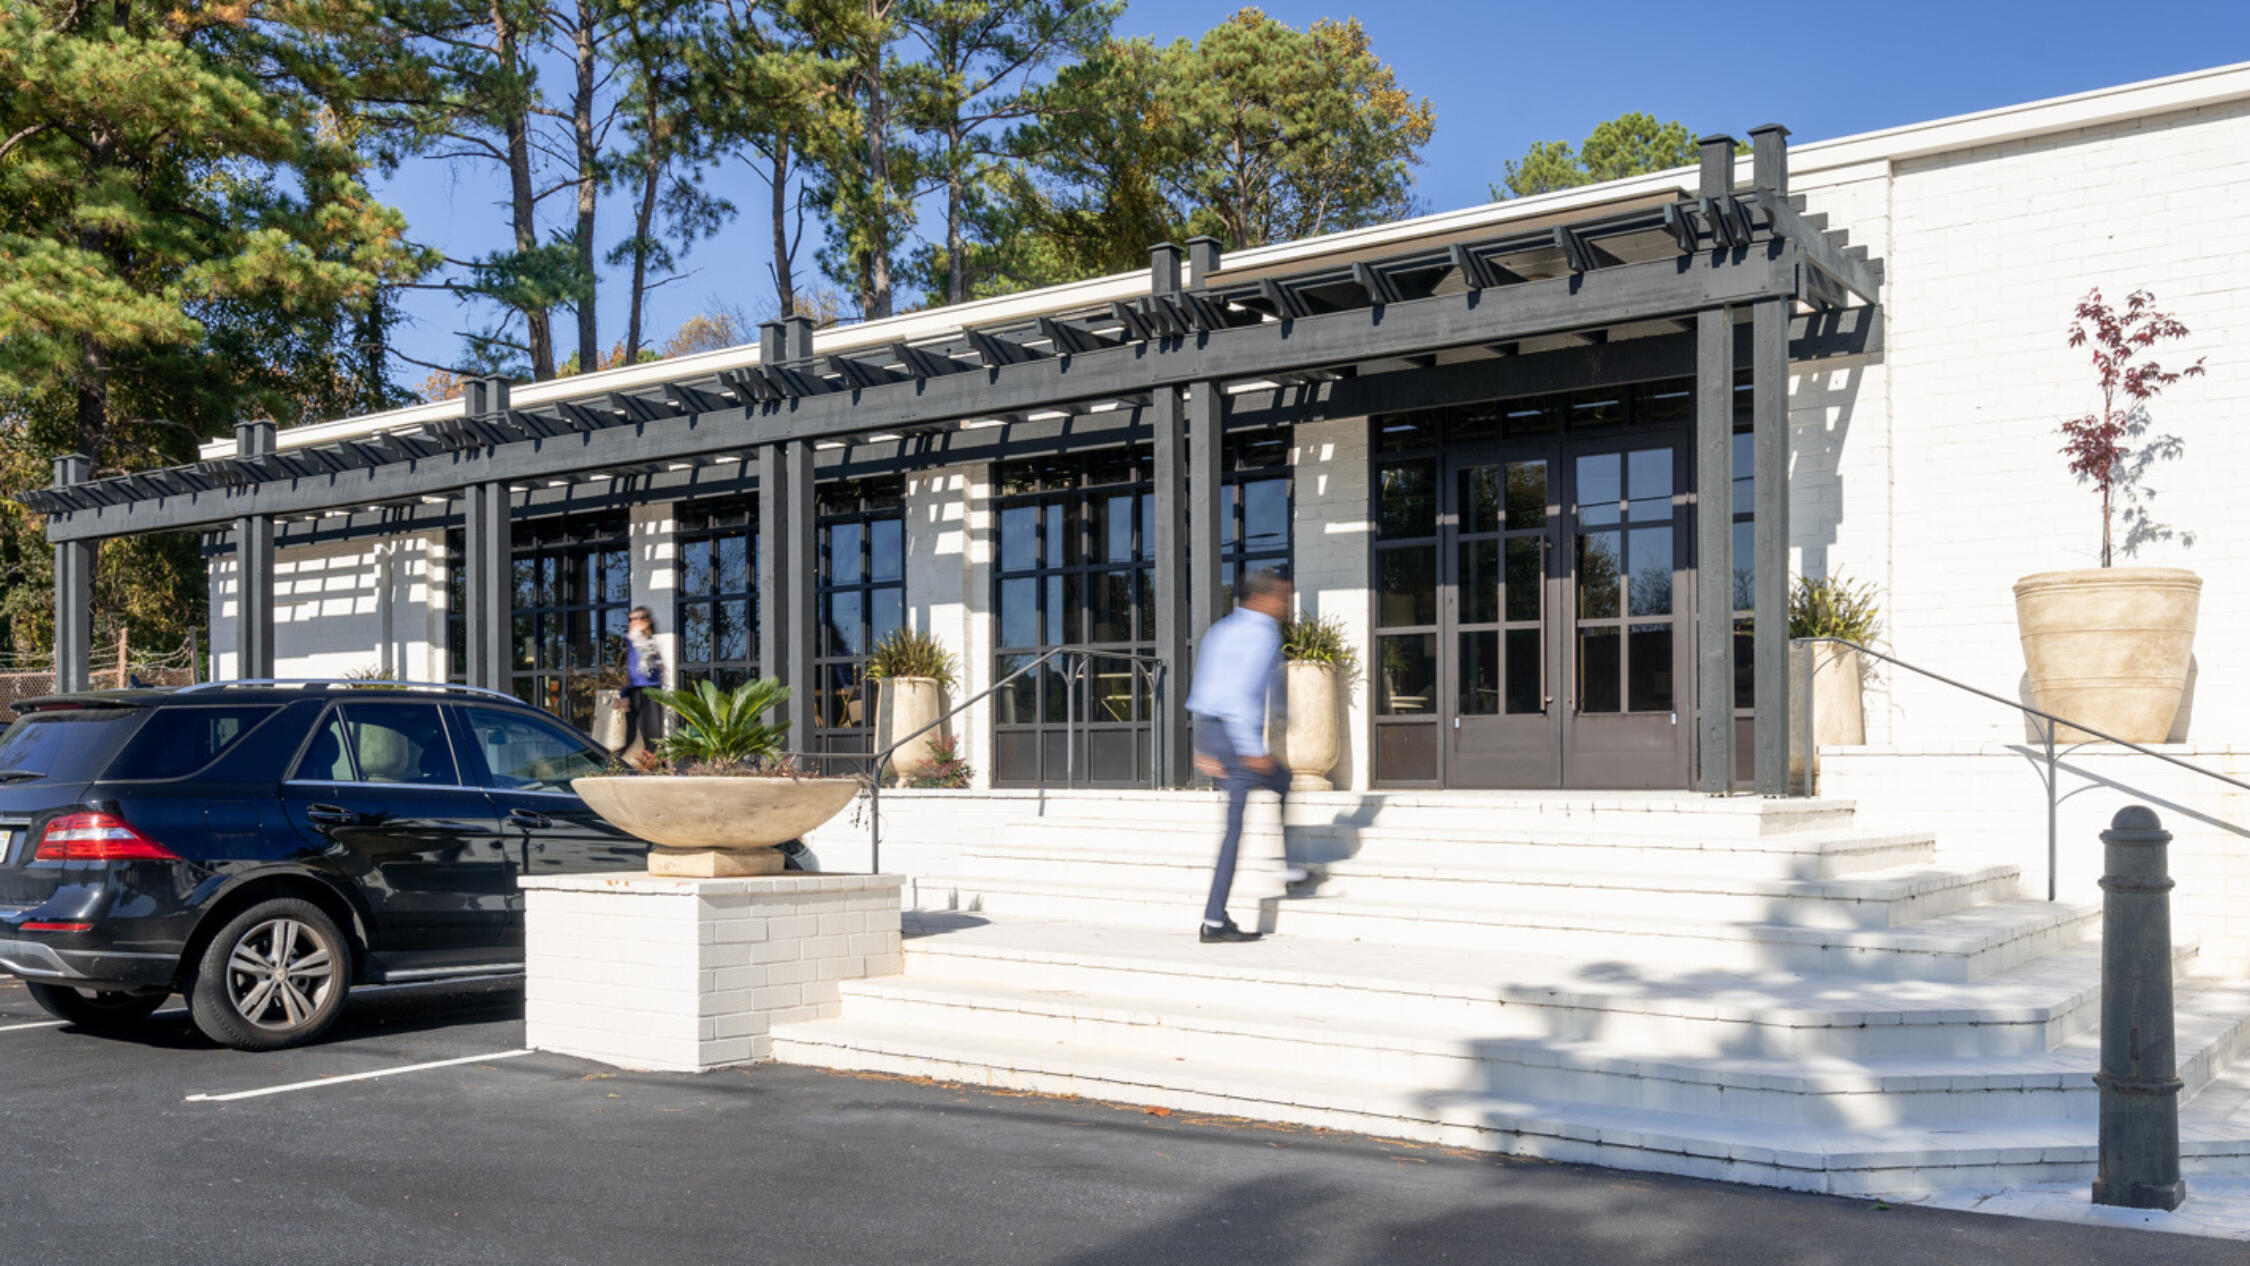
35;812;180;862
21;922;93;933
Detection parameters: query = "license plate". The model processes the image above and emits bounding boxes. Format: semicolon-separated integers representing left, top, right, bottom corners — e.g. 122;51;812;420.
0;828;20;866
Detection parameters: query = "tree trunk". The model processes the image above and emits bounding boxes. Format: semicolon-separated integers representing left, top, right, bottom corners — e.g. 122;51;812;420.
769;138;796;317
945;123;965;305
496;2;553;379
625;126;660;361
863;0;892;320
572;0;601;372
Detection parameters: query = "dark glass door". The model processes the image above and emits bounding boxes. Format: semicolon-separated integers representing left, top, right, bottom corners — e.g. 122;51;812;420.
1431;435;1690;789
1558;437;1691;789
1444;454;1561;787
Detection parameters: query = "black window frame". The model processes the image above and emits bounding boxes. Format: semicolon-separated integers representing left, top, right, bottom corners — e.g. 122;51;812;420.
504;511;633;733
810;476;906;770
673;496;761;692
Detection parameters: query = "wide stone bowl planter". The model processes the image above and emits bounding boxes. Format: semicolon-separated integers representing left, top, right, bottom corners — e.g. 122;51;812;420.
877;677;946;786
2013;567;2202;743
570;775;859;878
1277;661;1340;791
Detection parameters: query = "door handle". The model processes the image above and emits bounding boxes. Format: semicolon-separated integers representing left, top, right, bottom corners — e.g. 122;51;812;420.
306;804;356;826
507;808;551;830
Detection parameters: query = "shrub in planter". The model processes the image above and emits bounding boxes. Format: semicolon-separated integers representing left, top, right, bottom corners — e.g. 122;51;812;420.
1275;614;1359;791
903;733;974;789
865;629;957;786
2015;288;2208;742
1789;573;1879;746
571;679;860;877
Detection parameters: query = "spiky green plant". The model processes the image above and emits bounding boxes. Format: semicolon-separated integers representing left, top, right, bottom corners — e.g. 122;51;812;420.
863;628;958;688
1788;573;1881;644
647;679;793;768
1280;614;1360;680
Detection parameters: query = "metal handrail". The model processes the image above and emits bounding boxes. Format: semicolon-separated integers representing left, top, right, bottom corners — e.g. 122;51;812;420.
1793;637;2250;901
177;678;522;702
859;645;1170;873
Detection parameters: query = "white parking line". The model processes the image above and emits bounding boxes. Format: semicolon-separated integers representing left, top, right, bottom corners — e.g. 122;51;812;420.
184;1048;535;1103
0;1020;66;1034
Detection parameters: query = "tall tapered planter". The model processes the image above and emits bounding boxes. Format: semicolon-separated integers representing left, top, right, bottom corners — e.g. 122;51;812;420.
1810;644;1866;747
1277;661;1340;791
2013;567;2201;743
878;676;946;786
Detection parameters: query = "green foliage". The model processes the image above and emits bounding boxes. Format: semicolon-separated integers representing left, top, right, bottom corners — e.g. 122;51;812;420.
1788;573;1881;643
649;678;793;767
0;0;429;655
864;628;958;688
1280;614;1359;679
903;732;973;789
1493;112;1708;200
1001;8;1433;275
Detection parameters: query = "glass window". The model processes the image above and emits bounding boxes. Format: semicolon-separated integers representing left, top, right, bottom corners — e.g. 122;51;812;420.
0;709;144;783
675;497;760;692
337;704;457;786
105;705;278;781
507;511;631;731
458;706;606;793
812;476;907;767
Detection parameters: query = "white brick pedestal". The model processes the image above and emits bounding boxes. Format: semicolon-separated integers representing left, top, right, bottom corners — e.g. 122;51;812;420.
520;873;905;1073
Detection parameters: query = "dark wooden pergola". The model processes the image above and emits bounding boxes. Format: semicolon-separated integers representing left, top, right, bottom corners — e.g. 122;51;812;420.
23;128;1880;795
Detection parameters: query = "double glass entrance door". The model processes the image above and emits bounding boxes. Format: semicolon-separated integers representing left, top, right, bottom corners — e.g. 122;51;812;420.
1441;434;1690;788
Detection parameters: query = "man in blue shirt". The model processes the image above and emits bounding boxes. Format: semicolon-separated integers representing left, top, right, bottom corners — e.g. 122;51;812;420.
1185;570;1307;943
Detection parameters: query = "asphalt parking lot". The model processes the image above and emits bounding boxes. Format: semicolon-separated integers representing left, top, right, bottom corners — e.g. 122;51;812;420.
0;975;2236;1266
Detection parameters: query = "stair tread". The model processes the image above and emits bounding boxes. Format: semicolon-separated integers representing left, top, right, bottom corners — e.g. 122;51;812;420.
966;823;1932;850
835;972;2250;1091
927;876;2093;953
770;1013;2250;1165
949;851;2013;900
897;914;2179;1024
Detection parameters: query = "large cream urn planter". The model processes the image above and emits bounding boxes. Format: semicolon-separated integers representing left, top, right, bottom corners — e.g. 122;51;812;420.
1809;643;1866;747
877;677;947;786
571;775;859;877
1276;661;1341;791
2013;567;2201;743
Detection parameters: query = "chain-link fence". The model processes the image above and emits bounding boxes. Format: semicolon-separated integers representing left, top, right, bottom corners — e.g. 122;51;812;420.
0;634;201;720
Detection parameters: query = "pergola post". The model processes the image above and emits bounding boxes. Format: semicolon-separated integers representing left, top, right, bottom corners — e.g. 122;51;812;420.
1748;124;1793;795
462;378;513;694
1694;134;1739;793
1148;244;1192;784
1186;380;1224;648
51;454;93;694
233;421;277;681
757;319;820;749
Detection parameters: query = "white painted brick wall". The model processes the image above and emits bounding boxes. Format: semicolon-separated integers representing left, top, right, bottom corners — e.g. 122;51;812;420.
1822;745;2250;976
1802;100;2250;746
1290;417;1374;790
211;531;445;681
522;872;905;1072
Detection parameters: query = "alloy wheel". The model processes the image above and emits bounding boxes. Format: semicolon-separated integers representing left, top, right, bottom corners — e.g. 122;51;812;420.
224;917;340;1031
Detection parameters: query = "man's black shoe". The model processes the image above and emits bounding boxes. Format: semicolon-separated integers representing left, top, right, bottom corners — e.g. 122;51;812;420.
1199;920;1262;943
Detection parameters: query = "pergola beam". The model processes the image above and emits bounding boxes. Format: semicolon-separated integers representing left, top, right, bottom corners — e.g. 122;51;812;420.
42;247;1806;541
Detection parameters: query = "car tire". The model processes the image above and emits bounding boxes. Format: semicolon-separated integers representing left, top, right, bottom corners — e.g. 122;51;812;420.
24;982;167;1031
187;898;351;1051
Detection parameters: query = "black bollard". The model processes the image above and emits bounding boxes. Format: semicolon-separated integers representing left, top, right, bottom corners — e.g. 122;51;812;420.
2091;804;2186;1211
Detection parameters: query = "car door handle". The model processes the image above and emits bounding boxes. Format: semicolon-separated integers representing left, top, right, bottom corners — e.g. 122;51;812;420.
306;804;356;826
507;809;551;830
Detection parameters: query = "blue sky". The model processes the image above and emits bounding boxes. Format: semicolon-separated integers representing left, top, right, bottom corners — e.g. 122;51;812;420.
371;2;2250;390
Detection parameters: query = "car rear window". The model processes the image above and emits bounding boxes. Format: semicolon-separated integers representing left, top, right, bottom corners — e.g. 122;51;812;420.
103;705;282;781
0;708;148;783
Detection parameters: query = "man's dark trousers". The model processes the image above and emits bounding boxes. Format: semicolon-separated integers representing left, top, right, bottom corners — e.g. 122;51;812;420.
1197;718;1295;926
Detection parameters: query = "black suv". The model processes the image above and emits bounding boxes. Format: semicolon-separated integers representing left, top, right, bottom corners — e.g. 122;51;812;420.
0;681;645;1050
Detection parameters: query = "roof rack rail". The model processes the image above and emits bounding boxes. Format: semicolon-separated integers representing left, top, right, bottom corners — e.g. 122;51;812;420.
175;678;522;702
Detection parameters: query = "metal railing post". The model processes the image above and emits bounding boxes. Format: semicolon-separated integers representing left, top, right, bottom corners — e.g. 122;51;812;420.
1799;646;1816;797
2045;718;2060;903
2093;804;2186;1212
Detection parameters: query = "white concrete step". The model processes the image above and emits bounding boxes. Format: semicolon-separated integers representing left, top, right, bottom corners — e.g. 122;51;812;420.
919;878;2097;981
821;973;2250;1130
956;824;1941;880
873;789;1864;839
890;915;2196;1059
769;1011;2250;1197
950;847;2015;929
